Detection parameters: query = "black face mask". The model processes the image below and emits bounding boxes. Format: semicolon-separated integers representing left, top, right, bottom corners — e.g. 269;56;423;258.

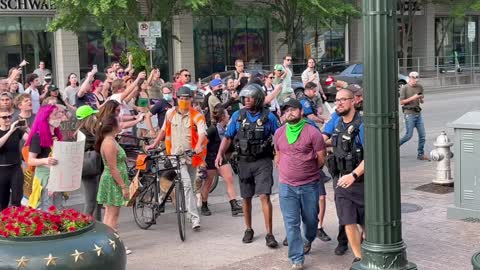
214;90;223;97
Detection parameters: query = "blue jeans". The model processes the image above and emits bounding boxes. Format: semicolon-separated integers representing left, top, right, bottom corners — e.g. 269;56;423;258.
400;113;426;157
279;182;319;264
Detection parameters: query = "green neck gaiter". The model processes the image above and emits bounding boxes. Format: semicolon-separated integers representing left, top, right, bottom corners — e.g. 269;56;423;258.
286;119;307;144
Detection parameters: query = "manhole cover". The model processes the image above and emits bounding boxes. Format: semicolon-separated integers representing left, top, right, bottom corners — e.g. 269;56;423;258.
414;183;454;194
401;203;423;213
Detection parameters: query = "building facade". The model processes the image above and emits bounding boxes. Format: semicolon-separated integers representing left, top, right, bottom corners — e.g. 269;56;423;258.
1;0;479;86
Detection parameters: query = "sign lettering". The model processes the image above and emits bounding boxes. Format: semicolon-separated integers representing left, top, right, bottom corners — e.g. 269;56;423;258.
0;0;55;11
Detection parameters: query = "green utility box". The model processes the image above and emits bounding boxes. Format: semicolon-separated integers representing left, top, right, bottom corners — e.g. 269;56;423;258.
447;111;480;220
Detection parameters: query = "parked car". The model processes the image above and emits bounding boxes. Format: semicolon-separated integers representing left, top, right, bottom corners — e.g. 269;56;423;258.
322;63;409;101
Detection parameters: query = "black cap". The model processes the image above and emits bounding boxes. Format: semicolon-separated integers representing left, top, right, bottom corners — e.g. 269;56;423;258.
177;86;192;98
48;84;59;91
281;98;302;111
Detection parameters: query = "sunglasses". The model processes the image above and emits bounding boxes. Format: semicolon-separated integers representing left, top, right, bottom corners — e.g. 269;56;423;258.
184;74;191;77
286;59;292;61
0;115;12;120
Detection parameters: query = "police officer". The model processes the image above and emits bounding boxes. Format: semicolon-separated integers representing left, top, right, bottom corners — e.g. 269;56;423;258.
322;84;363;256
324;89;365;263
300;82;325;124
215;83;280;248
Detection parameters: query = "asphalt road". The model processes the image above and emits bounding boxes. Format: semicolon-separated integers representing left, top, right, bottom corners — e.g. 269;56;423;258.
67;85;480;270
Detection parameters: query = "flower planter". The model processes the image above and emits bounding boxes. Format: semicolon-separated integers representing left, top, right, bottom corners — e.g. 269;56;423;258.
0;221;126;270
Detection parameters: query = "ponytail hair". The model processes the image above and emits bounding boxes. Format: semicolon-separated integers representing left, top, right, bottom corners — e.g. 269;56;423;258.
95;115;119;152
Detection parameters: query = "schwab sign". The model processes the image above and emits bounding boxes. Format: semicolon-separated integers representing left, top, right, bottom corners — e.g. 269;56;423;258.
0;0;55;12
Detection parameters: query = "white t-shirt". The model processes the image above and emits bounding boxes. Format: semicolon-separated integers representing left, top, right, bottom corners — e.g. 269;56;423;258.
110;93;134;133
25;87;40;113
64;86;79;106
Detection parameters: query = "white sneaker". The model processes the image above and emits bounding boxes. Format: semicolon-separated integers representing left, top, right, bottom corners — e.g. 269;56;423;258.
192;220;201;231
125;246;132;255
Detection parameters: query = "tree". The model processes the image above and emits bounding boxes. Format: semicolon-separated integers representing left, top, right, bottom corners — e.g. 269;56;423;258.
252;0;358;54
47;0;238;69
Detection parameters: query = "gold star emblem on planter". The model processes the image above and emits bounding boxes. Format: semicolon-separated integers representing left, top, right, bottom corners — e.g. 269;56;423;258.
109;239;117;250
44;254;58;266
16;256;29;268
93;244;103;256
71;250;84;263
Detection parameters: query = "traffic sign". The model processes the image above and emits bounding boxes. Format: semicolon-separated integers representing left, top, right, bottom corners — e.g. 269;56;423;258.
138;22;150;38
468;21;476;42
150;21;162;38
144;37;156;51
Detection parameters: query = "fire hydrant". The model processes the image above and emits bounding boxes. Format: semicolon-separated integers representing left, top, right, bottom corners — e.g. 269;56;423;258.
430;131;454;185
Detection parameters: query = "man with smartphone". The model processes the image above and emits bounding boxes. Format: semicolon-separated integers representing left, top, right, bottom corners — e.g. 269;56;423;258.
399;71;429;161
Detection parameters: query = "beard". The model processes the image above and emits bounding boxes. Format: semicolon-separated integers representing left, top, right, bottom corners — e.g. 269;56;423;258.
336;107;351;116
286;115;302;124
354;103;363;111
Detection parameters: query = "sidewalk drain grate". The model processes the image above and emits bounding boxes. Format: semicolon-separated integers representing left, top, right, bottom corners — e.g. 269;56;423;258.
462;218;480;223
413;183;454;194
401;203;423;213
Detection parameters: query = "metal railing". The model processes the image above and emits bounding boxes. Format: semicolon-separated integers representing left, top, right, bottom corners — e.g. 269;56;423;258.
398;54;480;87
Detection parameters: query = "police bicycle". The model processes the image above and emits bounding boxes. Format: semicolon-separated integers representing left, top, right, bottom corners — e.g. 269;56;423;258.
132;147;192;242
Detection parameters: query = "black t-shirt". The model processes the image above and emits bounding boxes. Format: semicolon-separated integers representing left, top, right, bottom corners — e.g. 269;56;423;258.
150;99;172;128
29;133;54;159
206;125;221;160
234;71;249;91
0;128;25;165
76;92;98;109
12;111;36;128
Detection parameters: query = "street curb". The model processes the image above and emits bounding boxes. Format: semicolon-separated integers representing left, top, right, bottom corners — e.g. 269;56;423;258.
424;84;479;93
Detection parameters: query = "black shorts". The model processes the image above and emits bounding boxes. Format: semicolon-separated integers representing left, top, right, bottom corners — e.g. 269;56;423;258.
335;182;364;226
205;156;227;170
237;157;274;198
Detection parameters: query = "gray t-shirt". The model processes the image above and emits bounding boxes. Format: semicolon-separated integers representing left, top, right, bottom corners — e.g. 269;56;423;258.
64;86;79;106
399;84;424;115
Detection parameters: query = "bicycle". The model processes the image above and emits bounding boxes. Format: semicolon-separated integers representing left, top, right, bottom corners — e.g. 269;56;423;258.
132;148;193;241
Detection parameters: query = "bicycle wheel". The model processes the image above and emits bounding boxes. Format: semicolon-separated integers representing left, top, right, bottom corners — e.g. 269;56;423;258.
175;180;186;241
133;178;156;230
208;174;219;194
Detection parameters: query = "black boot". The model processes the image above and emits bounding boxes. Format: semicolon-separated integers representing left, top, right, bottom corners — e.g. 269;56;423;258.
229;199;243;216
201;201;211;216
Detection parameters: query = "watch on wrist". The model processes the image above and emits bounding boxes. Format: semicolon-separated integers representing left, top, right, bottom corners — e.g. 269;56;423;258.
351;172;359;181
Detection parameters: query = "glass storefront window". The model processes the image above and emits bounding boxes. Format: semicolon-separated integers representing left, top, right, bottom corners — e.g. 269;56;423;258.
0;17;53;78
435;16;478;66
302;20;345;69
194;16;269;79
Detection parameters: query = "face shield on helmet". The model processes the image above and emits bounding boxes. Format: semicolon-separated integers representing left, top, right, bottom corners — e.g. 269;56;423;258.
239;84;265;110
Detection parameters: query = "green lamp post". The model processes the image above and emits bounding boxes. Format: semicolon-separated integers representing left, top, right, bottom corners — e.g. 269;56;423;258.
351;0;417;269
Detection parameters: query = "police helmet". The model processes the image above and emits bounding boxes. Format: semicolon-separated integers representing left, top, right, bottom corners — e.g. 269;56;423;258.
239;83;265;110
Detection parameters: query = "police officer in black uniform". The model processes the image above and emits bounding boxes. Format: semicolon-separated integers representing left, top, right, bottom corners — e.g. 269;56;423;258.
215;83;280;248
325;89;365;263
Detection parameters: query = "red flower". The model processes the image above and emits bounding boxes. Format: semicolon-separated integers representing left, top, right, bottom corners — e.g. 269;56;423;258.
48;205;57;212
68;227;76;232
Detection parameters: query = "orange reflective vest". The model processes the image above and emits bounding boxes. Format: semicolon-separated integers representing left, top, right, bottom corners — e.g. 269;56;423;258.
164;108;207;167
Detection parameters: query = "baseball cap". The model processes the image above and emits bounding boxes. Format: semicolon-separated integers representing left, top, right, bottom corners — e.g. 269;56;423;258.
346;84;364;96
44;73;52;81
210;78;222;88
0;92;13;99
76;105;98;120
281;98;302;111
177;86;193;98
274;64;284;72
48;84;59;91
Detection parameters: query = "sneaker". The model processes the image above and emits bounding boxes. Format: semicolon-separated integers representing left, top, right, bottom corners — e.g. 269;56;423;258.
352;257;362;263
334;245;348;256
283;237;288;246
417;154;431;161
265;234;278;248
303;242;311;255
291;263;304;270
242;229;254;243
192;220;201;231
125;246;132;255
317;228;332;242
201;204;212;216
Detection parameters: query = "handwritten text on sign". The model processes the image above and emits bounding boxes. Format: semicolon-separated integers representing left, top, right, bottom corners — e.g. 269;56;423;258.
48;131;85;192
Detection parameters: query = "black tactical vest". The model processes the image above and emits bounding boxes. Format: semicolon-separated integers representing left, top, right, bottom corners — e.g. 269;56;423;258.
326;113;364;179
234;108;273;161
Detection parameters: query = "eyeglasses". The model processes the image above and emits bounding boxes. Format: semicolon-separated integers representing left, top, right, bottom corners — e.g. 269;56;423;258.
0;115;12;120
335;98;353;104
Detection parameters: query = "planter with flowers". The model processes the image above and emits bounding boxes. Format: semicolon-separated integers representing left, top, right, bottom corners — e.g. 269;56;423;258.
0;206;126;269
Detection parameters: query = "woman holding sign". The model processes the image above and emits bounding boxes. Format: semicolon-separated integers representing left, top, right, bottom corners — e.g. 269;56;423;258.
25;105;65;210
95;115;131;254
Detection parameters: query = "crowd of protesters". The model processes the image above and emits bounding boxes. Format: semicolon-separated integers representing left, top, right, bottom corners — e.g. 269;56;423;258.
0;54;424;269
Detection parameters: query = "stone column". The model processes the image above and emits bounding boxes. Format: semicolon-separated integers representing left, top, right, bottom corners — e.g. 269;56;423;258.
172;14;196;80
53;30;80;94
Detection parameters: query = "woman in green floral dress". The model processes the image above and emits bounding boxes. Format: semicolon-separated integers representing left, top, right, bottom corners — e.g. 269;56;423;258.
95;116;131;253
